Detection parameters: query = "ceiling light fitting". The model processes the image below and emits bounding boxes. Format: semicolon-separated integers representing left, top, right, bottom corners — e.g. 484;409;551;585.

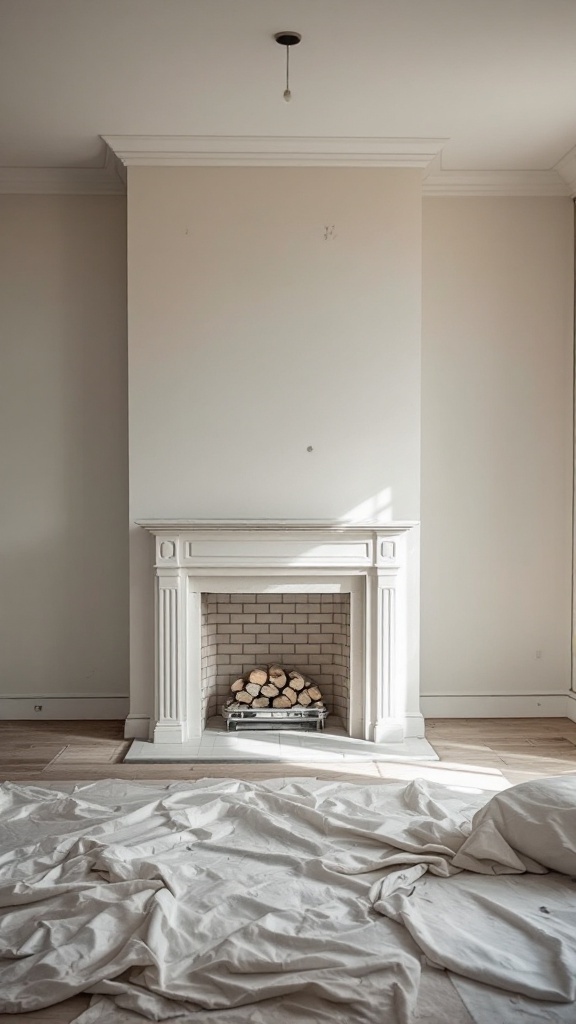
274;31;301;103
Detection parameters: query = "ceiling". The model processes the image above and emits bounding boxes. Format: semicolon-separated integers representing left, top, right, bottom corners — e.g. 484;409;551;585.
2;0;576;186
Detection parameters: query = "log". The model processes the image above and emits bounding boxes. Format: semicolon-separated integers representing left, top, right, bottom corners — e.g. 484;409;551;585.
307;685;322;701
261;682;279;698
236;690;253;704
283;686;298;705
252;696;270;708
245;682;262;697
248;668;268;686
268;665;287;688
231;678;245;693
297;691;312;706
288;673;305;691
288;670;305;684
272;695;292;708
312;701;325;708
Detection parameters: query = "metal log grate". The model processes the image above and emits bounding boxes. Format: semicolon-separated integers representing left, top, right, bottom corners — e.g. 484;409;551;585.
222;704;328;732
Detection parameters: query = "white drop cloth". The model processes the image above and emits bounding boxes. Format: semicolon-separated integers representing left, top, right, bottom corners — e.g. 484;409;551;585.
453;776;576;875
0;777;574;1024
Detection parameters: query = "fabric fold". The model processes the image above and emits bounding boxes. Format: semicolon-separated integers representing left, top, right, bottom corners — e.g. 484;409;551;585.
0;775;574;1022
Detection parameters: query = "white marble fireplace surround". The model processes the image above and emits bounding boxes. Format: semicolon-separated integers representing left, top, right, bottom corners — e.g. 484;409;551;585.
136;520;424;747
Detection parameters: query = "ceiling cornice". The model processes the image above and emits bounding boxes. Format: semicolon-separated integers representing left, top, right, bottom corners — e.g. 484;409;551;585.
422;168;569;197
0;149;126;194
554;144;576;197
1;136;574;196
102;134;448;168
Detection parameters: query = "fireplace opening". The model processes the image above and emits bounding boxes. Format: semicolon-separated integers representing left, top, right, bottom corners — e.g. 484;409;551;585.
200;592;351;730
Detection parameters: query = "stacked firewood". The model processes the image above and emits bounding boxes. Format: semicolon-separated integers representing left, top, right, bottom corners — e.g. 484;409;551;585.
227;665;324;710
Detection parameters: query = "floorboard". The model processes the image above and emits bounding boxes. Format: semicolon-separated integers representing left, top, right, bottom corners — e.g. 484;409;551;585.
2;717;576;784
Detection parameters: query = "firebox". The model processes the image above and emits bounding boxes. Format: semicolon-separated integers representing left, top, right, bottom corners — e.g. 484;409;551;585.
200;591;350;729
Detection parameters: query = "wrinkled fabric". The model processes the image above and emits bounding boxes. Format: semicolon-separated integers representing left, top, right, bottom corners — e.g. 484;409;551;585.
453;777;576;875
453;974;576;1024
373;871;576;1003
0;776;575;1024
0;777;478;1022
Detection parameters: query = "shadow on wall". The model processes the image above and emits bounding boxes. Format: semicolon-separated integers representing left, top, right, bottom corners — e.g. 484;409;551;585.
0;196;129;698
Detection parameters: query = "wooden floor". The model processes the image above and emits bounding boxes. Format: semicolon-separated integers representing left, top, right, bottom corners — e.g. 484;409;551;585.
1;716;576;786
1;717;576;1024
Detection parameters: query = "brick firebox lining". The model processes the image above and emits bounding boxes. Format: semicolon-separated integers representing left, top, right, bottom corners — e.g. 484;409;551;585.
200;593;351;727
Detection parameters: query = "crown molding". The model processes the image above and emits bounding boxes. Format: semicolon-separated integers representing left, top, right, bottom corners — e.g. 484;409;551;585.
102;134;448;168
0;149;126;194
104;143;127;187
554;144;576;197
422;168;570;197
4;135;574;196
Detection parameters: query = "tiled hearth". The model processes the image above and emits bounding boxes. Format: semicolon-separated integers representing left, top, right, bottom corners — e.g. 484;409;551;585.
126;718;437;763
127;520;428;758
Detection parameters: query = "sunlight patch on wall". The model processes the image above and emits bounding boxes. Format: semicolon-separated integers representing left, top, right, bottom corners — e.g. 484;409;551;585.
339;488;393;524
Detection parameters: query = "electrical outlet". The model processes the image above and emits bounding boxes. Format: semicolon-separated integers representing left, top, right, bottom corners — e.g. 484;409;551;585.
33;704;43;712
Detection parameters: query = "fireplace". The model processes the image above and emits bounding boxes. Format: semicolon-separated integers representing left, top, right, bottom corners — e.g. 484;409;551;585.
137;520;423;744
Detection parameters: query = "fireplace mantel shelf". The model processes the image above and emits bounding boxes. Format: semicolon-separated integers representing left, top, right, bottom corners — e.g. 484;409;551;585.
136;519;419;534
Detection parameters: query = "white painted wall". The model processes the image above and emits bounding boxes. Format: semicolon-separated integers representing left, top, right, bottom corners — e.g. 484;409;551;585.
421;197;573;714
128;167;422;520
127;167;423;726
0;196;129;713
3;188;568;725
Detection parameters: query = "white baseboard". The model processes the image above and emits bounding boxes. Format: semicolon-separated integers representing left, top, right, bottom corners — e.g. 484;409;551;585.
4;695;571;727
0;697;129;720
124;714;151;739
420;693;570;719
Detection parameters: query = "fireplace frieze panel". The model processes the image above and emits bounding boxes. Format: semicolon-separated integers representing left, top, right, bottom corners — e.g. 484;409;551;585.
182;536;374;568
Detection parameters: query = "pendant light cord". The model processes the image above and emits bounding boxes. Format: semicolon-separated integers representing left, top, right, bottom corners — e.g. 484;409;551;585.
274;31;300;102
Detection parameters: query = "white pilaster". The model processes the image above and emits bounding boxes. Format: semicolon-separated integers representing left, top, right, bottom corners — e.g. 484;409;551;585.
371;574;404;743
154;569;188;743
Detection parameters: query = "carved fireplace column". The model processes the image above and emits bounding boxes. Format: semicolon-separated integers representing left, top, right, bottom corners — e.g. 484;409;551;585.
368;533;408;743
154;541;188;743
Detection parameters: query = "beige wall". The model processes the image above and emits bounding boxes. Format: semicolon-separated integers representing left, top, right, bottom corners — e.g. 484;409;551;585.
1;186;571;720
127;167;424;724
0;196;129;704
421;197;573;707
